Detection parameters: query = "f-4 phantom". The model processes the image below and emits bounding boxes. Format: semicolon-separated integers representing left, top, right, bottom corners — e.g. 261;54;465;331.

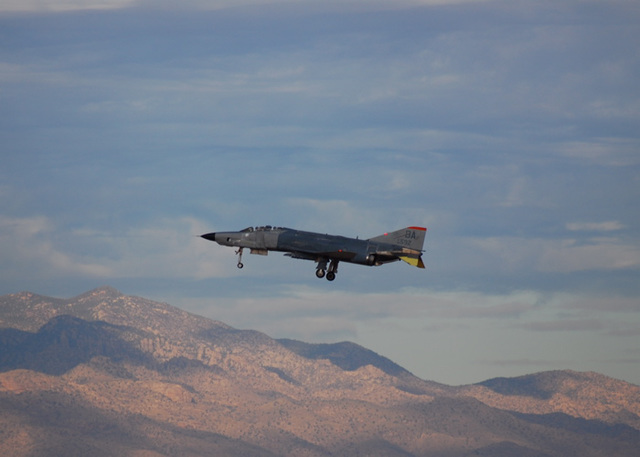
201;225;426;281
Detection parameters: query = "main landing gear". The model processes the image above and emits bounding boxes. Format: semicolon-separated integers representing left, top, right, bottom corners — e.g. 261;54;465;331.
235;248;244;269
315;259;339;281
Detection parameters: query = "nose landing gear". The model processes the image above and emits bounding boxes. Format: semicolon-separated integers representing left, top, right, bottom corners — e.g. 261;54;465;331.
235;248;244;269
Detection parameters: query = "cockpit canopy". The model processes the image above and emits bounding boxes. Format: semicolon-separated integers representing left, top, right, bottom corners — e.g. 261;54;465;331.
240;225;283;233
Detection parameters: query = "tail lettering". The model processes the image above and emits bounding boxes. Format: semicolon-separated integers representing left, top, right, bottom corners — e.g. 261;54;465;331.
369;226;427;251
369;226;427;269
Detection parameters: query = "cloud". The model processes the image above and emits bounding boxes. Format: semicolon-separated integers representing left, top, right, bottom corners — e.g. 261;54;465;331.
465;236;640;274
0;214;232;282
286;199;390;235
557;139;640;167
186;288;545;341
557;294;640;313
0;0;491;13
566;221;626;232
519;319;605;332
0;215;111;278
178;285;640;384
536;238;640;272
605;326;640;338
83;217;238;280
480;358;567;368
196;285;639;343
2;0;639;386
0;0;134;12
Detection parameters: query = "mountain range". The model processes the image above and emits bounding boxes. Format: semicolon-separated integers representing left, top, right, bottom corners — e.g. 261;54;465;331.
1;286;638;457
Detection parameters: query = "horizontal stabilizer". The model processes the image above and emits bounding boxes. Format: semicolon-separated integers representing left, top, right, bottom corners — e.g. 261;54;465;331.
400;255;425;268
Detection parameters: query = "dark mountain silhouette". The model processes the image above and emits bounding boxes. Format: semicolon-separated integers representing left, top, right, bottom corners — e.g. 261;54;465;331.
1;286;638;457
0;314;151;375
476;370;589;400
277;338;411;376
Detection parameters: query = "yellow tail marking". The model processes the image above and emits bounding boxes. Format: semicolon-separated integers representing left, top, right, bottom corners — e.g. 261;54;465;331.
400;256;425;268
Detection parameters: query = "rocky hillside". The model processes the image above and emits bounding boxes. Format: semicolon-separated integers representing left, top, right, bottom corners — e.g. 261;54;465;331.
1;287;639;457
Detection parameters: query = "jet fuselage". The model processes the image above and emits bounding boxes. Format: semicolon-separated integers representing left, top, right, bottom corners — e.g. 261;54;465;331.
201;225;426;281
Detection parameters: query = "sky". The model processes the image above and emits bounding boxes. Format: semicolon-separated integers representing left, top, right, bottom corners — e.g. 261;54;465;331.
1;0;639;386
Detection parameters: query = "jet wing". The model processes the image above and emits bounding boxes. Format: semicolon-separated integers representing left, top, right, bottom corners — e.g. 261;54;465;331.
322;250;357;261
285;250;358;261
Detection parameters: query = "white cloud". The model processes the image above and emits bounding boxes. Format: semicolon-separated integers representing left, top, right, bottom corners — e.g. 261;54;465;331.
0;215;111;278
566;221;626;232
0;0;135;12
0;0;489;13
0;214;233;282
188;287;544;341
466;236;640;274
89;217;237;280
286;198;389;236
2;0;639;386
551;292;640;313
481;358;567;368
557;139;640;167
536;238;640;272
176;286;640;384
519;318;605;332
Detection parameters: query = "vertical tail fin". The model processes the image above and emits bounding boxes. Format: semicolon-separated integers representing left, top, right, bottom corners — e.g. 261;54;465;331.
369;226;427;268
369;226;427;251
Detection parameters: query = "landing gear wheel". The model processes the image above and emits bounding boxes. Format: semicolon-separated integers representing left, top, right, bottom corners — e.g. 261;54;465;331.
235;248;244;269
316;269;326;279
325;259;338;281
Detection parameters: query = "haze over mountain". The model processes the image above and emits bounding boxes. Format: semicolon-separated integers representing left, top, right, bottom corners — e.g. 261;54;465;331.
1;287;639;456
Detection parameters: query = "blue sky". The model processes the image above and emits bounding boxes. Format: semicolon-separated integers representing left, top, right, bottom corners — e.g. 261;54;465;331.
1;0;639;386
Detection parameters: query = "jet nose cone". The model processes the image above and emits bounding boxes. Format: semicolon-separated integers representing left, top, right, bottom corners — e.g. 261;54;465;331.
201;232;217;242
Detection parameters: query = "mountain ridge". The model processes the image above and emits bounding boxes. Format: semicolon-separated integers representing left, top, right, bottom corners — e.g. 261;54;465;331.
1;286;639;457
277;338;412;377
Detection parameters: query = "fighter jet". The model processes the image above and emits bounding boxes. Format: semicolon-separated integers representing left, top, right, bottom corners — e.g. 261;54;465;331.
201;225;426;281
